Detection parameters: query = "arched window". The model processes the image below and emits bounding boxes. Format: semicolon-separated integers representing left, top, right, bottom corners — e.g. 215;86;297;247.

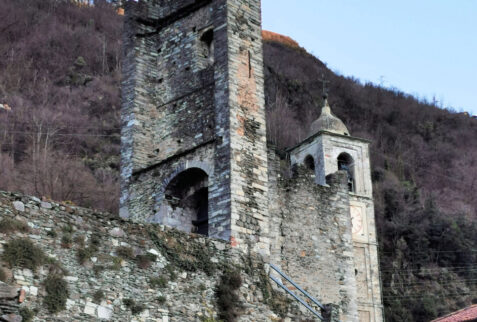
337;152;355;192
163;168;209;235
198;29;214;68
304;155;315;171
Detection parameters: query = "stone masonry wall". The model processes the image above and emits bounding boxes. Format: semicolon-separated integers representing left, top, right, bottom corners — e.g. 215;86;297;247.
268;151;359;321
120;0;222;227
0;191;310;322
120;0;269;250
225;0;270;256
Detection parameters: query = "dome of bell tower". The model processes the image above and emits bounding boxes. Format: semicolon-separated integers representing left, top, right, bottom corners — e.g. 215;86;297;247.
308;96;350;137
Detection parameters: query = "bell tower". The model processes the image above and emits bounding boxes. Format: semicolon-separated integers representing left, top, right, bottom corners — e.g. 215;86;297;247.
120;0;269;255
289;95;384;321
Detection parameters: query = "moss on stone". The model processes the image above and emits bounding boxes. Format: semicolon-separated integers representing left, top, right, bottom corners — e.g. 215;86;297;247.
147;228;216;275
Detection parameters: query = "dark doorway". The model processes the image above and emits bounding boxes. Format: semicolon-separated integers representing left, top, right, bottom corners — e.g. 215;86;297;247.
304;155;315;171
164;168;209;236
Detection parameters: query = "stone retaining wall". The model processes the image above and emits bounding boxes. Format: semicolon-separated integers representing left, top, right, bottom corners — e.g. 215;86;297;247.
0;191;307;322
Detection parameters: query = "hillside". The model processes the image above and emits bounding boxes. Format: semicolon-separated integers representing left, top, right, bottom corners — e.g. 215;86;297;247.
263;35;477;321
0;1;476;321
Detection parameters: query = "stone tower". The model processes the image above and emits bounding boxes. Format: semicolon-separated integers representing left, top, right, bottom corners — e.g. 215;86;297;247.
120;0;269;254
289;96;384;321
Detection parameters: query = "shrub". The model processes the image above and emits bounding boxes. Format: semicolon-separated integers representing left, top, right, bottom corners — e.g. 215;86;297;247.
92;290;104;304
0;218;29;233
156;296;166;304
123;298;144;315
93;265;105;276
74;235;85;247
116;246;134;259
136;253;157;269
46;230;57;238
45;257;68;276
76;246;97;265
216;270;242;322
62;224;74;234
109;256;122;270
165;264;177;281
43;274;69;313
61;233;72;248
149;276;168;289
89;232;101;247
2;238;45;270
19;307;35;322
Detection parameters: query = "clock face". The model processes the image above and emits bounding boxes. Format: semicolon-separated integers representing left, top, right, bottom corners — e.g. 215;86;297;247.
350;206;363;235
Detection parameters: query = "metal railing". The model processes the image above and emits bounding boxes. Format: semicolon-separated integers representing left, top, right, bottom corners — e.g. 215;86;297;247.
269;263;325;321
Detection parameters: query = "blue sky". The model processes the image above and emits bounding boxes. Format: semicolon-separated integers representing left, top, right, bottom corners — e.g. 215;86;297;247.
262;0;477;115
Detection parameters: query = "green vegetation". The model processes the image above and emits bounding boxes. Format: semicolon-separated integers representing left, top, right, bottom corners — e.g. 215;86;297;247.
123;298;145;315
77;246;97;265
215;270;242;322
62;224;74;234
2;238;45;270
76;232;102;264
149;276;168;289
93;265;105;276
115;246;134;260
156;296;166;304
148;229;216;276
136;253;157;269
165;264;178;281
92;290;104;304
0;218;29;233
61;233;72;248
46;229;57;238
109;256;122;270
43;274;69;313
19;307;35;322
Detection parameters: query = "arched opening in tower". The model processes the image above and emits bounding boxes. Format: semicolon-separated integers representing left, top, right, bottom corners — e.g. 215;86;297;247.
198;28;214;68
163;168;209;236
337;152;355;192
304;154;315;171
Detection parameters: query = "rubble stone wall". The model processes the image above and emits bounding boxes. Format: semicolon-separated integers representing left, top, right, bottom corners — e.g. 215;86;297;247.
0;191;308;322
268;151;359;321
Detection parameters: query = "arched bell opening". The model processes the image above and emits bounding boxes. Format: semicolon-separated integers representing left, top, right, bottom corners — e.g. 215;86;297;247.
163;168;209;236
337;152;355;192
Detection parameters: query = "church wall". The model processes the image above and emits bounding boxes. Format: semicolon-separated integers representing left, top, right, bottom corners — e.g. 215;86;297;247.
268;150;359;321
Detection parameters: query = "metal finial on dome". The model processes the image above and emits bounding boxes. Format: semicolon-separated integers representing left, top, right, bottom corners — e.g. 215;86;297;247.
308;81;350;137
319;73;330;100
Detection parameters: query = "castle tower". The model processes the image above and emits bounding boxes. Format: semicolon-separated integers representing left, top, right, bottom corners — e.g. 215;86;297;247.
120;0;269;254
289;96;384;321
